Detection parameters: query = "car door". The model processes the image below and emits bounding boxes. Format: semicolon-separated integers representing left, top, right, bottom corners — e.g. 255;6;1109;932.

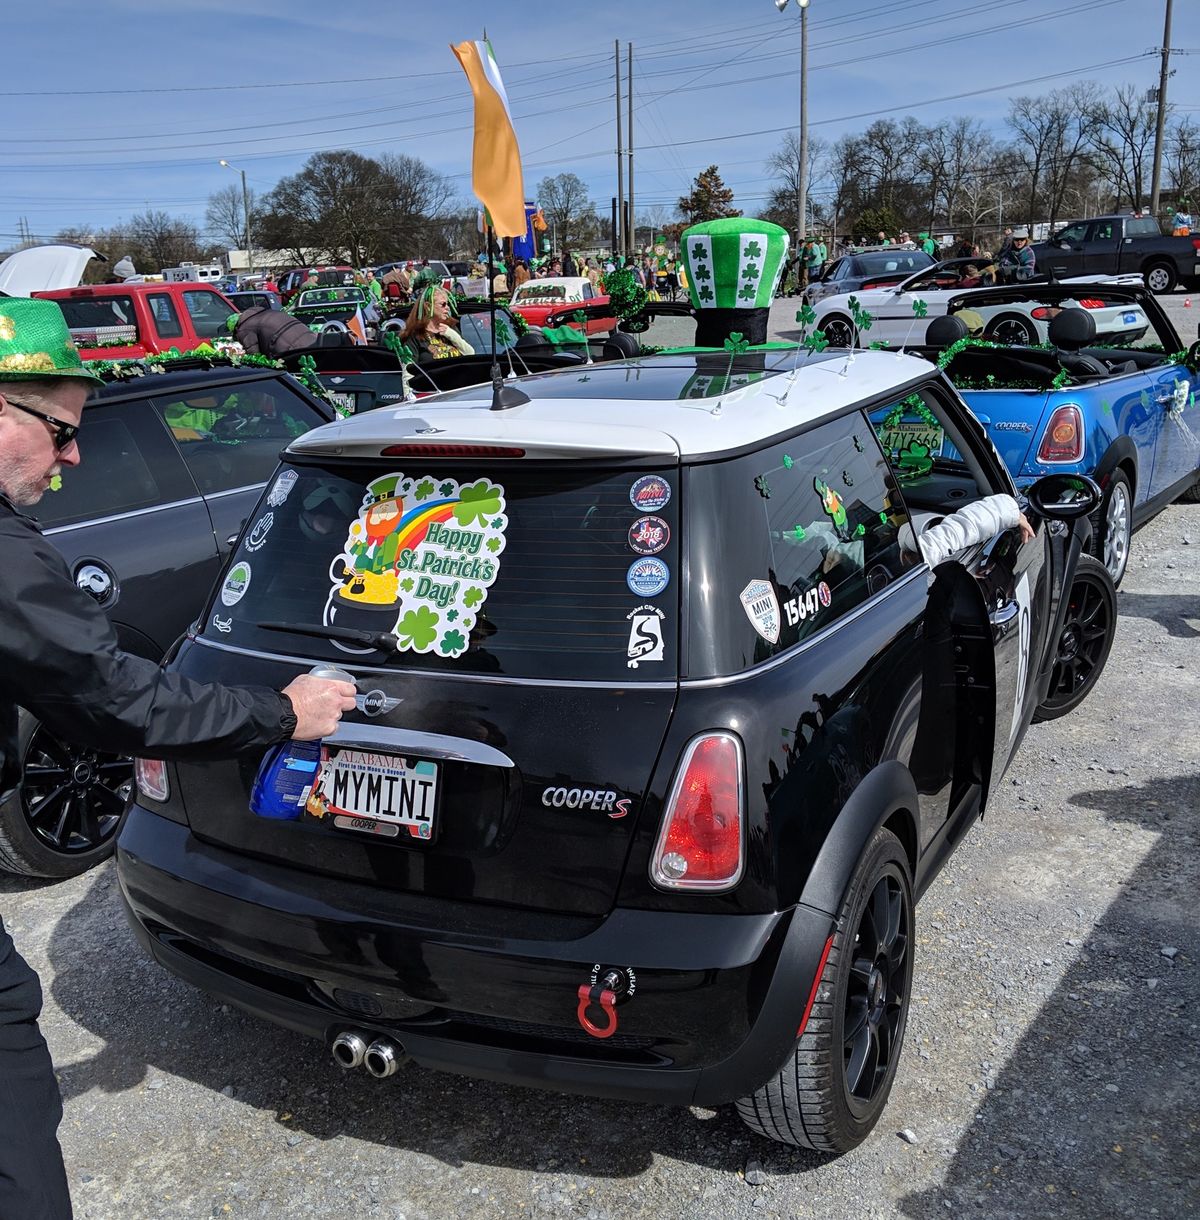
1082;219;1120;275
1146;361;1200;499
150;375;333;565
871;381;1051;793
181;288;236;343
1045;222;1089;276
36;398;218;658
872;276;954;344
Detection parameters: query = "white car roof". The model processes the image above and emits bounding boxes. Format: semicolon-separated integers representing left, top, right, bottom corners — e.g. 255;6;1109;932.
512;277;592;296
288;350;935;461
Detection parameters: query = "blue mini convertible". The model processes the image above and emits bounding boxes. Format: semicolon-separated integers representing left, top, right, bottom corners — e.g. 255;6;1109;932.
894;281;1200;585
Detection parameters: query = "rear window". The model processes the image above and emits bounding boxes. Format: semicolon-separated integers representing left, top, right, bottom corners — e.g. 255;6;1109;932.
206;462;680;682
513;284;570;302
1126;217;1162;238
856;252;932;275
55;295;139;347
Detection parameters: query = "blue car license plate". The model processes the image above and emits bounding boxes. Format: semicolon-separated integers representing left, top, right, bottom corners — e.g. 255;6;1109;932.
1122;312;1137;325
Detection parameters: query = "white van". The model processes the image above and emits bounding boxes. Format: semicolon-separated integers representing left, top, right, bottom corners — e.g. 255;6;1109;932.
161;262;224;283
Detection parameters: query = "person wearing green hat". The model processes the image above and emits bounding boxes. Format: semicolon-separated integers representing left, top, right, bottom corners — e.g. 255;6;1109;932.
0;297;357;1218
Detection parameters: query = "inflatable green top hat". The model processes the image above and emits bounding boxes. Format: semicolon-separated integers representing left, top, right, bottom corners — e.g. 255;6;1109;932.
0;298;103;386
679;218;789;346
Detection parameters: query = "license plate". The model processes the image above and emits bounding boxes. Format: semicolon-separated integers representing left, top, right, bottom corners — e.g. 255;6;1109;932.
327;391;355;415
1122;312;1138;325
306;747;437;841
877;424;944;458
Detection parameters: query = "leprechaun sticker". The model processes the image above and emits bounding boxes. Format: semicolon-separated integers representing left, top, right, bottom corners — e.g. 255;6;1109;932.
325;473;508;658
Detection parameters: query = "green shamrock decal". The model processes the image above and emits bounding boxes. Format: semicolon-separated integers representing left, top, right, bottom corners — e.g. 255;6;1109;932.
461;617;472;628
796;305;817;327
738;285;756;301
782;455;794;469
744;263;760;280
698;286;715;302
440;481;455;497
853;523;866;539
787;524;806;542
400;577;415;592
754;474;771;499
485;537;501;553
446;608;458;621
724;332;749;356
692;243;706;260
493;319;513;346
414;478;435;501
912;299;929;318
879;510;888;524
491;517;505;529
743;240;762;259
695;264;712;282
804;330;830;353
453;481;503;527
897;442;934;478
439;629;467;655
463;586;484;609
48;474;62;492
396;605;439;650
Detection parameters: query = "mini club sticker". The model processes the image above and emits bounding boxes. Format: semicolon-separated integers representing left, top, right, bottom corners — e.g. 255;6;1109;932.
629;475;671;511
626;557;669;598
220;561;251;606
266;470;298;508
739;579;780;644
325;472;509;659
245;512;274;552
783;581;832;627
627;515;670;555
626;604;665;668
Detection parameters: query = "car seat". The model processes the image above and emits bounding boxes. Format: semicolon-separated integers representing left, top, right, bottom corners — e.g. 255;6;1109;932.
602;331;640;360
1048;309;1110;377
924;314;969;349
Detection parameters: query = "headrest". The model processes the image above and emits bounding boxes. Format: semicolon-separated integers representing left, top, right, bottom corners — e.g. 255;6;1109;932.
925;314;969;346
1048;307;1097;350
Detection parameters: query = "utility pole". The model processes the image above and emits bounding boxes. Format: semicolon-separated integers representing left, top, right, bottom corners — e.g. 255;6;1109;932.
627;43;635;259
614;41;624;259
798;0;809;242
1149;0;1173;218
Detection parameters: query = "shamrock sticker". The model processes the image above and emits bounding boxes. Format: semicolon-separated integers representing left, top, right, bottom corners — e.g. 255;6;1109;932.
787;524;807;542
453;481;504;527
853;523;866;539
395;605;440;651
912;299;929;318
463;587;484;609
446;608;458;621
754;474;772;499
743;240;762;259
724;332;749;356
400;577;415;592
439;629;467;655
485;537;502;553
414;478;435;501
440;481;456;497
782;455;794;469
897;442;934;478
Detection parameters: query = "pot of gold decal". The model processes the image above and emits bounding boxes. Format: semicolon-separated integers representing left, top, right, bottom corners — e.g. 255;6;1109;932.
0;316;15;342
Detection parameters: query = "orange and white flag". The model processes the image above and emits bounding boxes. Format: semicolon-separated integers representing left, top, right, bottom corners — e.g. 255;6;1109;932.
347;307;367;345
451;39;527;237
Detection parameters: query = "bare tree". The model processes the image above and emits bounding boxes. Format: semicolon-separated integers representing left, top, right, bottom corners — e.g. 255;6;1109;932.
1088;84;1157;211
536;173;597;249
1163;117;1199;208
765;132;828;233
205;183;261;251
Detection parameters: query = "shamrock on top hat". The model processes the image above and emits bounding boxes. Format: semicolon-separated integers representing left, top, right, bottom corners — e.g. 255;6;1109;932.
679;218;790;312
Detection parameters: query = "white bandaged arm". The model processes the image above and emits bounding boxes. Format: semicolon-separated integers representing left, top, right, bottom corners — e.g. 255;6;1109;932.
900;494;1021;568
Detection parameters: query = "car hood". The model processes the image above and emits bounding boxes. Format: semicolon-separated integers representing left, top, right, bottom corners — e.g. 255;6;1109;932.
0;244;103;295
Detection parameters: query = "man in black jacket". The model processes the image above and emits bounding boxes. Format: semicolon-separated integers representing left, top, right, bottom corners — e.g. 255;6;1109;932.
232;304;320;356
0;297;356;1219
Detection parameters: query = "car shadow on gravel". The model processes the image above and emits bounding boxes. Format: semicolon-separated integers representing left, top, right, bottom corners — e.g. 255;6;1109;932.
44;869;834;1179
899;773;1199;1219
1114;591;1200;638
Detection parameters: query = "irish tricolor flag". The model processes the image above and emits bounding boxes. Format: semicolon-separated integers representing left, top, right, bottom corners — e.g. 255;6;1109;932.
451;39;527;237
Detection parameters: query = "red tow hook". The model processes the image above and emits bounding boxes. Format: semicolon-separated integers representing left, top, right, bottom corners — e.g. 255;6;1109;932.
577;982;619;1038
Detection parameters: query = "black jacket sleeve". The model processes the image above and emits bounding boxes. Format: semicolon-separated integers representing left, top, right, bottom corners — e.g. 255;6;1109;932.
0;509;293;761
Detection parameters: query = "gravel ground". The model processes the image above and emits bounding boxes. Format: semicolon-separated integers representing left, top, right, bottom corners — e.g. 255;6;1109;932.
3;347;1198;1220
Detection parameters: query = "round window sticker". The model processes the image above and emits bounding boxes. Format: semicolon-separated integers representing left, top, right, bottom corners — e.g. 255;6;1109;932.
629;475;671;511
221;561;251;606
818;580;832;608
628;515;670;556
626;557;670;597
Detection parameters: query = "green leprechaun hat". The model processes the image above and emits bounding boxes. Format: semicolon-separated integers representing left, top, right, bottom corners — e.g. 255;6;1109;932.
364;473;403;505
679;218;789;346
0;298;104;386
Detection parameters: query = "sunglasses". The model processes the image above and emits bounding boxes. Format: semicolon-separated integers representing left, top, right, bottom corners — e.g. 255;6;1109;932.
4;396;79;451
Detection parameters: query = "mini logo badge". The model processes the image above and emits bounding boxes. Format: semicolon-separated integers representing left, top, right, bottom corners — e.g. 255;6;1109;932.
629;475;671;511
220;562;251;607
626;557;670;597
628;515;670;555
266;470;297;507
245;512;274;552
356;689;401;717
626;604;666;668
739;579;780;643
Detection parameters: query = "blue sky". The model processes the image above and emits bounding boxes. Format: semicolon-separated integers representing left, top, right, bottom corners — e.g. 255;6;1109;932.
4;0;1198;246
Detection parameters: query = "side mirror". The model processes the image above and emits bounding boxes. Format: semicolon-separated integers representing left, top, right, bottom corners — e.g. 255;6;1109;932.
1025;473;1101;520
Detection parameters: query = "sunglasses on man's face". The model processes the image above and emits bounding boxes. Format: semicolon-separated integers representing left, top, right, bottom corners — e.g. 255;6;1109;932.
4;396;79;451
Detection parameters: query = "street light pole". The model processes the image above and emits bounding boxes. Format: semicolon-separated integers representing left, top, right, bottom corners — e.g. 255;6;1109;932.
219;159;254;277
775;0;811;243
1149;0;1173;218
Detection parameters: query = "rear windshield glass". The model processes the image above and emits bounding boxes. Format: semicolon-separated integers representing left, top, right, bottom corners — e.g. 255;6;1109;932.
206;462;680;682
513;285;570;302
56;295;139;345
856;252;932;275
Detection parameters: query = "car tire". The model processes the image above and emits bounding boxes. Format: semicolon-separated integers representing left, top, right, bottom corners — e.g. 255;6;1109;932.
1143;262;1176;294
821;314;857;348
1092;469;1133;586
736;826;914;1153
983;313;1037;345
1179;478;1200;503
0;711;133;879
1033;554;1117;723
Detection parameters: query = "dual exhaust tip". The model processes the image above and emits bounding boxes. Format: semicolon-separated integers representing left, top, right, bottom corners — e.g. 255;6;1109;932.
331;1030;403;1078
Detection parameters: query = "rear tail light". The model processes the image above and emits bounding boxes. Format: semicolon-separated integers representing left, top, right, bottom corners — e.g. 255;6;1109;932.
1192;238;1200;251
1037;404;1084;463
650;733;745;891
380;444;526;457
860;280;890;290
1078;298;1106;309
135;758;170;803
1030;307;1054;320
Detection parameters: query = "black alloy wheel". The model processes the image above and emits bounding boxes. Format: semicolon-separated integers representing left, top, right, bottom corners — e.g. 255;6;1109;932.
822;315;857;348
1034;553;1116;722
985;314;1038;346
0;715;133;878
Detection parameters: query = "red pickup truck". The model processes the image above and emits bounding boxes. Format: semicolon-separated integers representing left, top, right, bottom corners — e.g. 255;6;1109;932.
35;282;237;361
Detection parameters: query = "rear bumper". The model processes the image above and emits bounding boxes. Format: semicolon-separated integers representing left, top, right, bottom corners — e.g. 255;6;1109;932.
117;806;833;1106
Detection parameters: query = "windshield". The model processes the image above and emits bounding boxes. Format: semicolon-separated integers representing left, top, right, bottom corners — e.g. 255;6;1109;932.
458;309;520;354
514;284;572;302
296;288;363;308
856;251;933;276
206;460;680;682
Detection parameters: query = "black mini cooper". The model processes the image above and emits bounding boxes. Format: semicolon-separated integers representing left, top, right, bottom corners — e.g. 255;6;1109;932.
117;348;1114;1151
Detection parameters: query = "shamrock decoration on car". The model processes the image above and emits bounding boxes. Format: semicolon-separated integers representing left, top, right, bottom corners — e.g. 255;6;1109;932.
453;480;504;527
743;240;762;259
796;304;817;328
896;441;934;478
912;299;929;318
724;332;750;356
396;606;440;651
814;476;851;540
804;329;830;354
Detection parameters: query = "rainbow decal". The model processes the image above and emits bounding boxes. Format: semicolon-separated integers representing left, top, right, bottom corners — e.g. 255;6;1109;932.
325;472;509;658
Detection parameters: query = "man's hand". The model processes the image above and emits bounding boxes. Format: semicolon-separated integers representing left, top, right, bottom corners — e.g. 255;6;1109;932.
1018;512;1035;545
281;675;357;740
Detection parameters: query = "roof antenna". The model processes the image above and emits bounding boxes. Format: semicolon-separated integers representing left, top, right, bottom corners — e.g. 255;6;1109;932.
485;220;530;410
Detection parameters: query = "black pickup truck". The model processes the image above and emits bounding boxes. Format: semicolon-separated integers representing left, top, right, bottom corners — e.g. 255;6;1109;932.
1033;215;1200;293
